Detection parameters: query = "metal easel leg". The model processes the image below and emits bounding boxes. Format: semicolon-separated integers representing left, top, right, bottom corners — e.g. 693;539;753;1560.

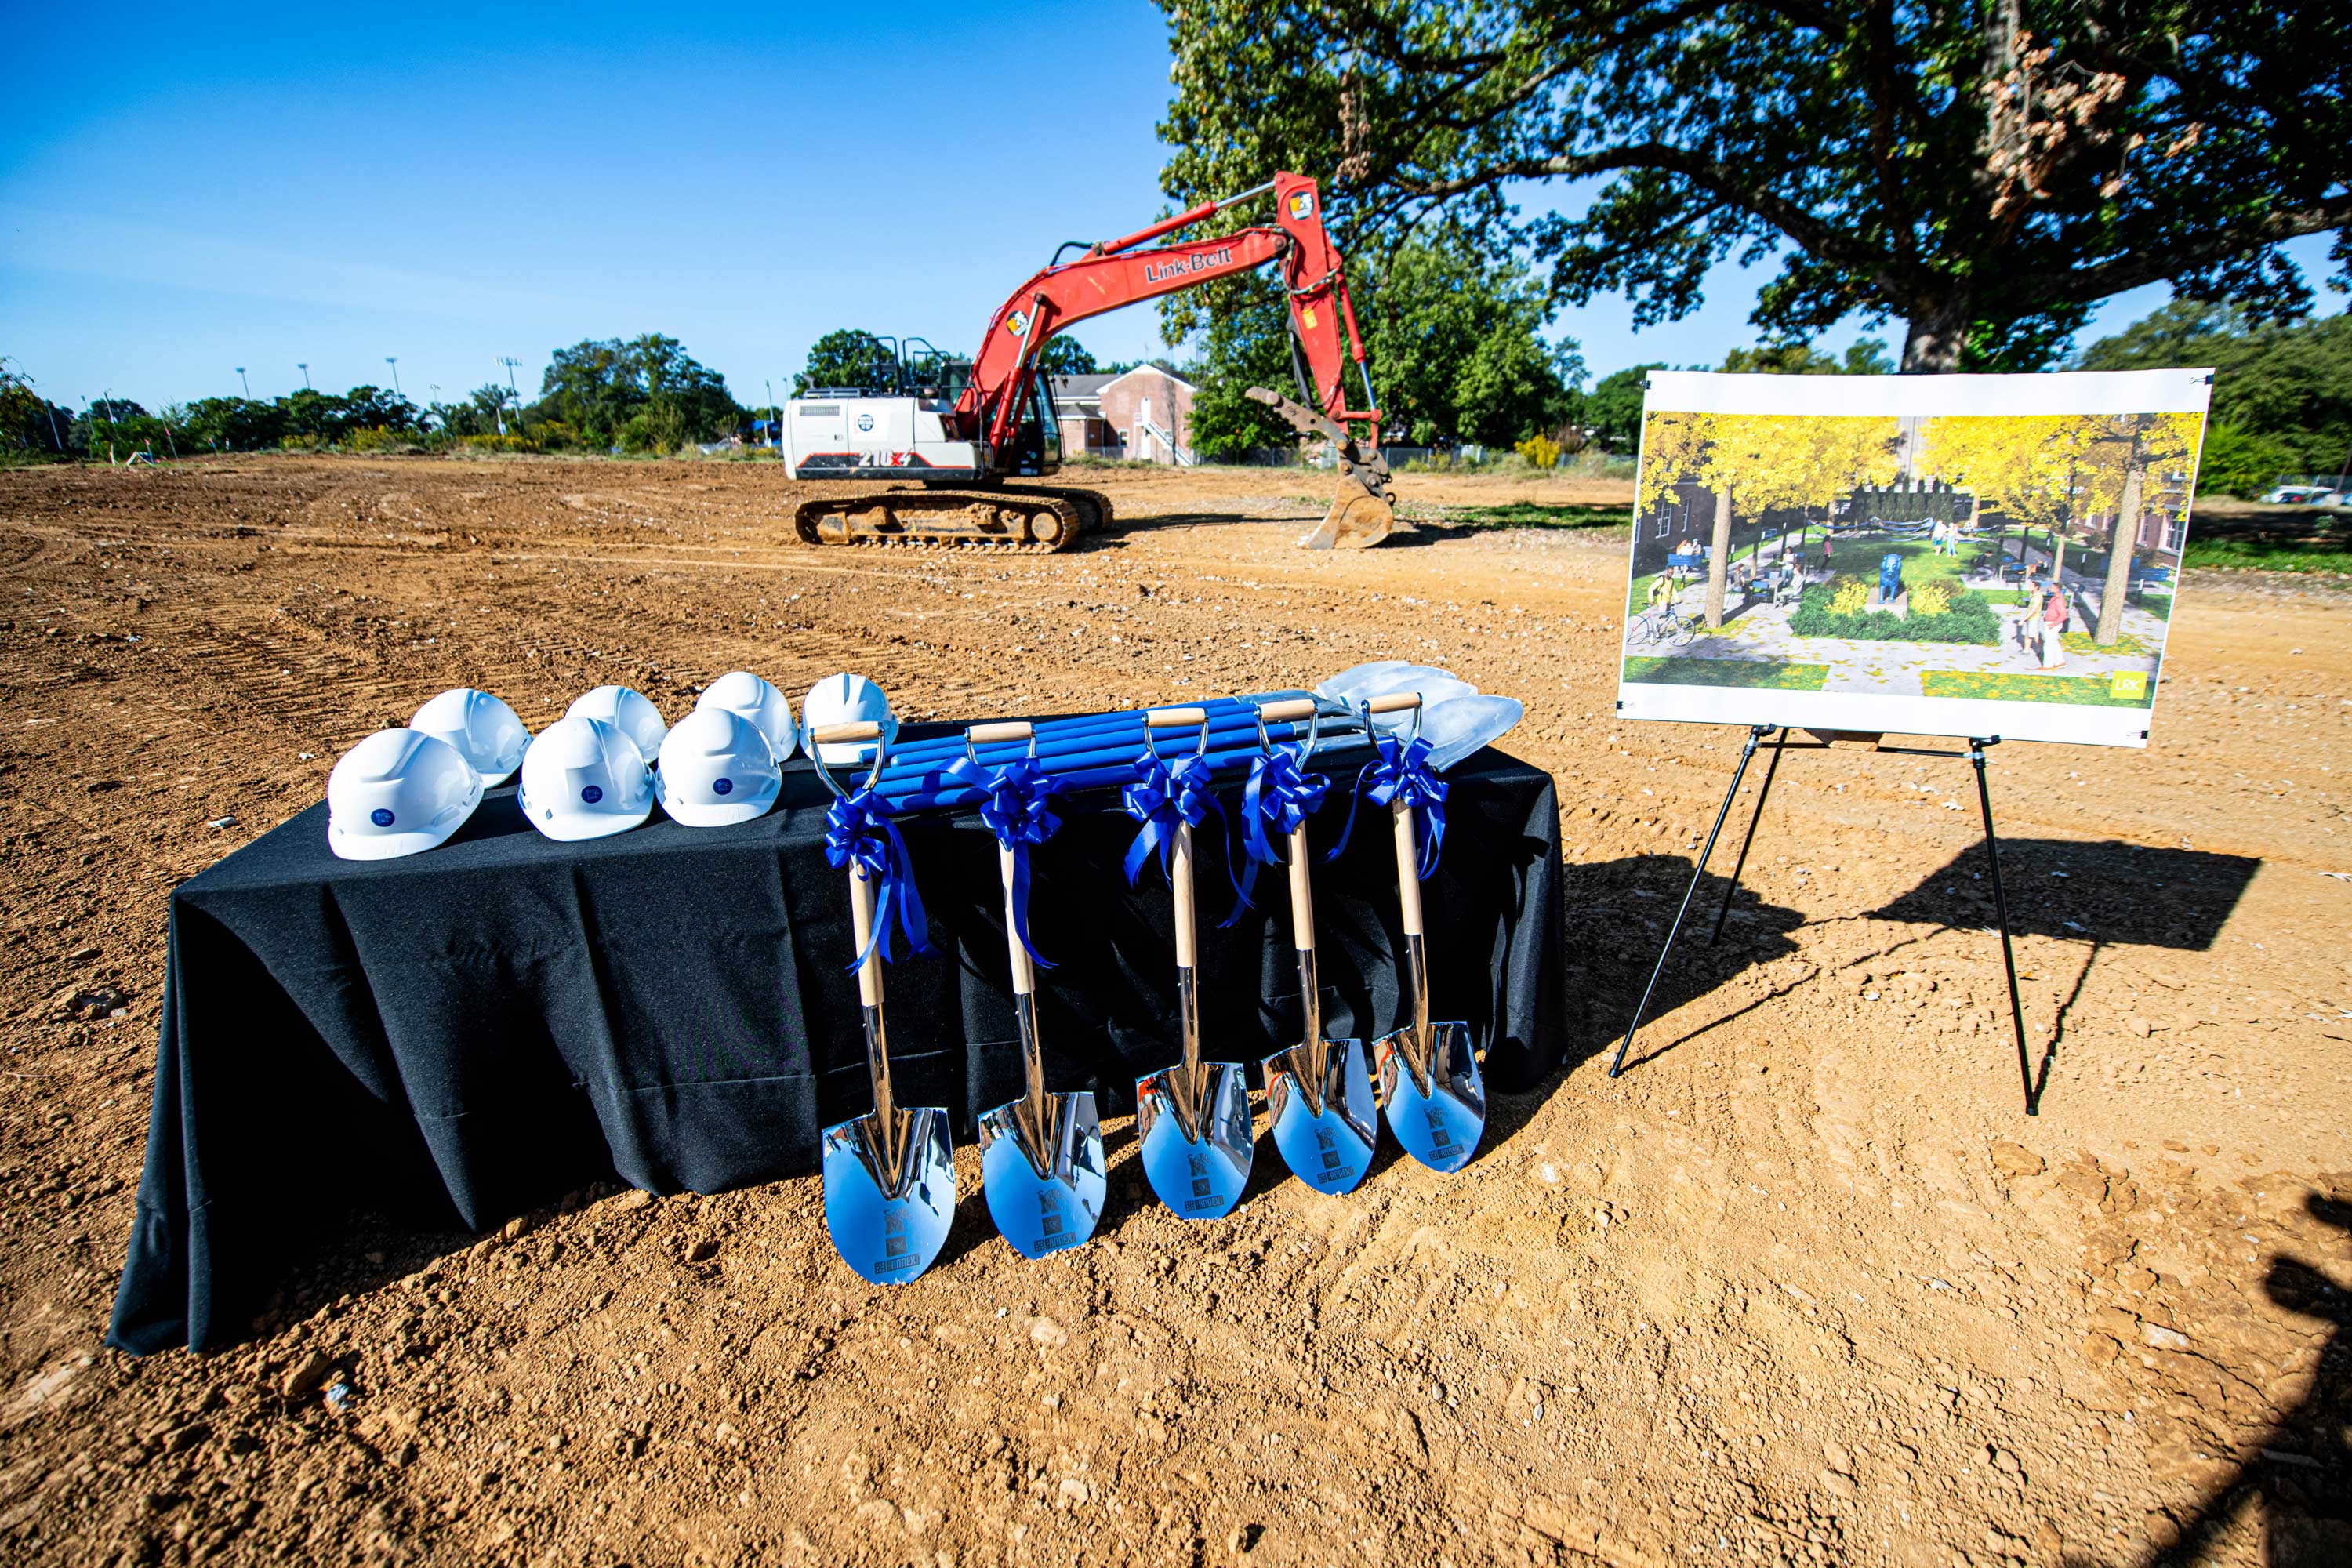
1969;738;2037;1115
1608;724;1773;1078
1708;726;1788;944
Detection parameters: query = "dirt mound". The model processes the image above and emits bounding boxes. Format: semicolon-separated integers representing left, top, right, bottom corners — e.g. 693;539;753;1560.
1;455;2345;1565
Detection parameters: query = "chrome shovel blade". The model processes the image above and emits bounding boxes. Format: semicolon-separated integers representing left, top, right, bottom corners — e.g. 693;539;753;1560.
820;1107;956;1286
1135;1060;1254;1220
1375;1020;1485;1174
978;1091;1106;1259
1263;1039;1377;1196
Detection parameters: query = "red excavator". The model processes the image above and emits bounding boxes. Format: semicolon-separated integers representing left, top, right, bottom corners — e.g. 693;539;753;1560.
782;171;1399;551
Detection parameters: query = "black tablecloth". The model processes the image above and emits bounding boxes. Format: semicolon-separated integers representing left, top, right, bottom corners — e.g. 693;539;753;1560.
107;734;1564;1353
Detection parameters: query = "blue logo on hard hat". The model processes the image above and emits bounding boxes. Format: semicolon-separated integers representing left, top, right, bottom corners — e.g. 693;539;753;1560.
713;777;734;796
370;808;395;827
581;785;604;804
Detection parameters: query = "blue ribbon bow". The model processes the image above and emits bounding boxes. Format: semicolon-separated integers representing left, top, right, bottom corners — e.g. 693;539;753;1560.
1325;732;1447;880
945;753;1062;969
1221;749;1329;927
1121;749;1243;907
825;784;932;972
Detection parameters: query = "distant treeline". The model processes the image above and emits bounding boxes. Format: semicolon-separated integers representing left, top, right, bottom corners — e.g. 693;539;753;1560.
1;335;751;459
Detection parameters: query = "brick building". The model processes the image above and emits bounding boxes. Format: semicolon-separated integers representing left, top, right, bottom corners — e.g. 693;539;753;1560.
1098;365;1196;465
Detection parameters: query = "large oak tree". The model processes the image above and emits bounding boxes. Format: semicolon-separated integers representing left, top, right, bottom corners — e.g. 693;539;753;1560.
1157;1;2350;371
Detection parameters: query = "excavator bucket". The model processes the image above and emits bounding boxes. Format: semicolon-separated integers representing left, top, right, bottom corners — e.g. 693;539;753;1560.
1300;473;1399;550
1245;386;1409;550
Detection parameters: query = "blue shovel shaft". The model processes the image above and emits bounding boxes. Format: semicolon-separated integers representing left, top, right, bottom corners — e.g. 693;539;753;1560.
877;723;1330;812
878;710;1299;797
880;698;1265;775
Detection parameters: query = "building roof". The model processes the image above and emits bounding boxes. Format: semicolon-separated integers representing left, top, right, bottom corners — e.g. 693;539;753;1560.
1104;364;1196;393
1047;373;1118;399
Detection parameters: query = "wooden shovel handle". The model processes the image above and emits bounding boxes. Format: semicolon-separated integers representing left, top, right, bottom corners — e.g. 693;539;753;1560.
997;844;1035;997
1171;822;1196;968
848;862;882;1007
1287;824;1315;953
1364;691;1422;714
967;720;1032;745
1392;802;1425;936
1145;706;1207;728
1254;698;1315;723
811;720;881;745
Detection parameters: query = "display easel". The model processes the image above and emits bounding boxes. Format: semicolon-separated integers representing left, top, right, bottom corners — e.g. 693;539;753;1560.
1606;724;2040;1114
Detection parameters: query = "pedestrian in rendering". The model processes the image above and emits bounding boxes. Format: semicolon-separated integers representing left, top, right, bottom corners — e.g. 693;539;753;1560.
2039;582;2069;669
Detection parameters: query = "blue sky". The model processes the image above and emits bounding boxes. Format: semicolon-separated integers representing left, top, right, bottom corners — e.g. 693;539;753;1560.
2;1;2341;412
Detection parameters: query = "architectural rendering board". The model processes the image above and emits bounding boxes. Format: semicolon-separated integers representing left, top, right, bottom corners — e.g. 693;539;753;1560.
1616;369;2212;748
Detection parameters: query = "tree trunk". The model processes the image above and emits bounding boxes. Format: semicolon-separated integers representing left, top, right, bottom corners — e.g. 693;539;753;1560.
2097;439;2145;647
1705;481;1733;627
1901;296;1971;373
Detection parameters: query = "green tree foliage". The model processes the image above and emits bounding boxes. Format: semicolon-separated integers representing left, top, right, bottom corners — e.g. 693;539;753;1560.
1360;238;1583;445
793;331;900;397
1038;337;1099;376
1156;2;2351;372
1185;288;1301;459
1185;235;1581;454
1584;365;1666;453
1720;340;1895;376
1;361;71;456
539;335;740;447
2075;300;2352;488
176;397;287;451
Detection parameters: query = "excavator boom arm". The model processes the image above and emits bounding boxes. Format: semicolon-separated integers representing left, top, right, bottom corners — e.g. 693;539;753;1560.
955;172;1379;457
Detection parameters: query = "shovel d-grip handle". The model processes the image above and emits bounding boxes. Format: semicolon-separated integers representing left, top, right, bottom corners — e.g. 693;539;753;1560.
1364;691;1422;716
1256;697;1316;724
811;720;882;746
967;720;1032;746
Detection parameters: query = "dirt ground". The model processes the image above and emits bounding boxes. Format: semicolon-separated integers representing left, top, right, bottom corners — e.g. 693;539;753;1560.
2;455;2347;1568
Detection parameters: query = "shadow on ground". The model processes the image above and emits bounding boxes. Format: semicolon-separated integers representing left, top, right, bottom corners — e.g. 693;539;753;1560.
2142;1194;2352;1567
1866;838;2260;951
1553;852;1809;1076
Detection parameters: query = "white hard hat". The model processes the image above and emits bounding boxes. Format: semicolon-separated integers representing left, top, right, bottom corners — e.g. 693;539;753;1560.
564;685;667;762
657;708;782;828
518;717;653;841
801;673;898;764
695;670;797;762
327;728;485;861
409;688;529;785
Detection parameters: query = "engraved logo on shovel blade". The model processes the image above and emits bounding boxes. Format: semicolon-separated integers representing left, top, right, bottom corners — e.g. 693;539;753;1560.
978;1091;1107;1259
1136;1060;1254;1220
1376;1019;1485;1174
820;1108;956;1286
1263;1039;1376;1196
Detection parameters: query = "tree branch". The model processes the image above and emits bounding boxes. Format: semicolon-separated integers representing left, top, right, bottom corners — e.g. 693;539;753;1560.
2027;196;2352;307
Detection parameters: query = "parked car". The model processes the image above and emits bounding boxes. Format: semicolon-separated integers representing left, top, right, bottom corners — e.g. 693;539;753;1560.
2260;482;2342;505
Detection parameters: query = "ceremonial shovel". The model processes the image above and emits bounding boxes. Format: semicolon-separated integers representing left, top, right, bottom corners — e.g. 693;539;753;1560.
970;723;1107;1258
1254;699;1377;1196
1362;693;1485;1172
1133;707;1255;1221
811;720;955;1286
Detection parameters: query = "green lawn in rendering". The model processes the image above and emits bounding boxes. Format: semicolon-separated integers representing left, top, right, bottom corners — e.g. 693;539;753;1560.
1919;669;2156;708
1622;656;1830;691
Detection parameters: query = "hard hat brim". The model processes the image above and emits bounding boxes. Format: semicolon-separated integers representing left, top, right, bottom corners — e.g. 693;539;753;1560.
663;777;782;829
328;818;469;862
526;801;652;842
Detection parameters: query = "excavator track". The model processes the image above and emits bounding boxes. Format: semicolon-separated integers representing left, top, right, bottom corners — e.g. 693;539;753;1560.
793;483;1113;553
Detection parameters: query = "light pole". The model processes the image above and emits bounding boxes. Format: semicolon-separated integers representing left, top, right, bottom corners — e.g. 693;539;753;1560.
384;357;401;397
498;357;525;434
297;362;311;390
765;378;776;449
235;366;250;398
